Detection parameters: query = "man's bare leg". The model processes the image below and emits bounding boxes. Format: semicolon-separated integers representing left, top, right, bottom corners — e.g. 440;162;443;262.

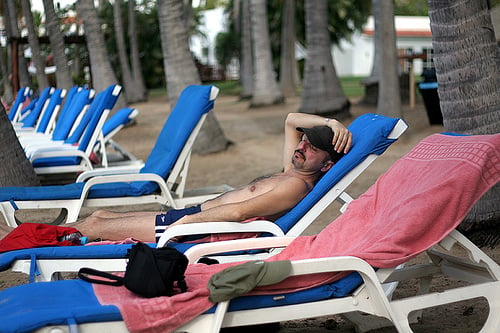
0;210;159;243
72;210;159;242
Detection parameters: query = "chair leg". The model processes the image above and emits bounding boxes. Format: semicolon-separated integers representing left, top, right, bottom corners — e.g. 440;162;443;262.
479;293;500;333
0;202;17;227
210;301;229;332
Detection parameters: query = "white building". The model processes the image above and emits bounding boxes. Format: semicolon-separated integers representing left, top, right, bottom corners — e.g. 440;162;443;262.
190;12;434;80
190;7;226;66
333;16;433;77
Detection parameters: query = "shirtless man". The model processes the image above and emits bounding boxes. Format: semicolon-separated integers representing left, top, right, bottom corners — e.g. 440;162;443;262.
0;113;352;243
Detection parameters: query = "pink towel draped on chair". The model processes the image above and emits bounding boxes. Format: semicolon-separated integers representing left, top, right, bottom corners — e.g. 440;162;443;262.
95;133;500;333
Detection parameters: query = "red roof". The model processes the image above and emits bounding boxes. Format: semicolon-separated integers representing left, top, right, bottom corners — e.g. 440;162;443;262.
363;29;432;38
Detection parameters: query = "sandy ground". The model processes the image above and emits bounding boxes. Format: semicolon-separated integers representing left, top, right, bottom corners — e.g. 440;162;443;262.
0;91;498;332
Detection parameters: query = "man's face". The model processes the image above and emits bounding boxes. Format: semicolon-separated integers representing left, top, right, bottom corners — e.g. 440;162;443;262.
292;134;332;172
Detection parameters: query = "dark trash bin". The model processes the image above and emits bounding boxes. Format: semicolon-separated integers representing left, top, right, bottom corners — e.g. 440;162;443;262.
418;82;443;125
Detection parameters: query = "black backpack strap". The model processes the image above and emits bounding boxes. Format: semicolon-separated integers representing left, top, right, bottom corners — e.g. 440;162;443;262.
177;278;188;292
78;267;124;286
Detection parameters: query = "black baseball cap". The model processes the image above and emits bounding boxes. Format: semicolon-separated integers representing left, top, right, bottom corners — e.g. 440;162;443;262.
296;126;344;163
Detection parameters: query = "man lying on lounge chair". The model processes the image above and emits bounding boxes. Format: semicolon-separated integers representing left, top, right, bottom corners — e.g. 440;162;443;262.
0;113;352;243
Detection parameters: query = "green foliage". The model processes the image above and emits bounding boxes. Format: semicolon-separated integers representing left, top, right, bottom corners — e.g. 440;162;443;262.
277;0;372;46
94;0;211;89
215;31;240;68
339;76;365;98
394;0;428;16
96;0;164;89
199;0;230;10
216;0;371;77
174;77;363;98
326;0;372;45
134;3;164;88
206;80;241;96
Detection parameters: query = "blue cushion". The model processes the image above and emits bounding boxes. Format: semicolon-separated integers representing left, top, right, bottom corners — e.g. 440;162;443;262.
51;88;94;141
8;87;32;121
18;96;38;119
137;85;215;194
34;89;65;134
0;279;122;333
31;85;120;168
21;87;53;128
102;107;136;137
208;271;362;313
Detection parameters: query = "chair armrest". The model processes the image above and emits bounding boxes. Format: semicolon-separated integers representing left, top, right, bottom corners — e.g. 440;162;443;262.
78;172;173;205
24;141;71;156
76;164;144;182
29;149;91;164
156;220;286;247
183;236;296;262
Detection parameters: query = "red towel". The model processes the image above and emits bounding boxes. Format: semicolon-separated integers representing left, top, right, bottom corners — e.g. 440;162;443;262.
0;223;80;252
95;133;499;333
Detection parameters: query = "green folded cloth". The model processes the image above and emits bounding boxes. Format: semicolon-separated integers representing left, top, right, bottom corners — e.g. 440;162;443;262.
207;260;292;303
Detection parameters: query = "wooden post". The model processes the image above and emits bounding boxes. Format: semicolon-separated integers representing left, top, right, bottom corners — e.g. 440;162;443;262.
409;59;415;109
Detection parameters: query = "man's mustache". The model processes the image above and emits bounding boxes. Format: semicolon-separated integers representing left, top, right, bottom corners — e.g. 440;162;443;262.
294;150;305;159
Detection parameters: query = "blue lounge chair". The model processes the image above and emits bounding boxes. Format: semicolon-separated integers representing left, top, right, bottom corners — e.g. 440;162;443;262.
17;87;95;158
97;107;140;166
13;87;54;130
24;85;122;176
0;85;221;226
12;95;37;124
0;113;407;281
16;88;66;136
7;87;32;123
48;87;95;142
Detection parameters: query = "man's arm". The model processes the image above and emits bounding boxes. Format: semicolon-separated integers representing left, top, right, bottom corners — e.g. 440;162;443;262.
283;113;352;171
171;177;310;227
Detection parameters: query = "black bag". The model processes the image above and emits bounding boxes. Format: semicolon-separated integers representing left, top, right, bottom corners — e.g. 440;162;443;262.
78;242;189;298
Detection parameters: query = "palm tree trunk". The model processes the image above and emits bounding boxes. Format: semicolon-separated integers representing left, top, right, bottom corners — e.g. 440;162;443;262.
158;0;229;154
128;0;147;101
366;0;381;83
0;45;14;105
429;0;499;134
157;0;200;102
428;0;499;247
43;0;73;90
300;0;350;117
77;0;125;110
279;0;299;97
376;0;401;118
21;0;49;89
359;0;381;106
113;0;134;103
0;103;39;186
249;0;283;107
239;0;253;99
3;0;32;89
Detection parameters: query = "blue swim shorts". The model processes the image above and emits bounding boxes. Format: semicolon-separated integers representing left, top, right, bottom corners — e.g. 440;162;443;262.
154;205;203;242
